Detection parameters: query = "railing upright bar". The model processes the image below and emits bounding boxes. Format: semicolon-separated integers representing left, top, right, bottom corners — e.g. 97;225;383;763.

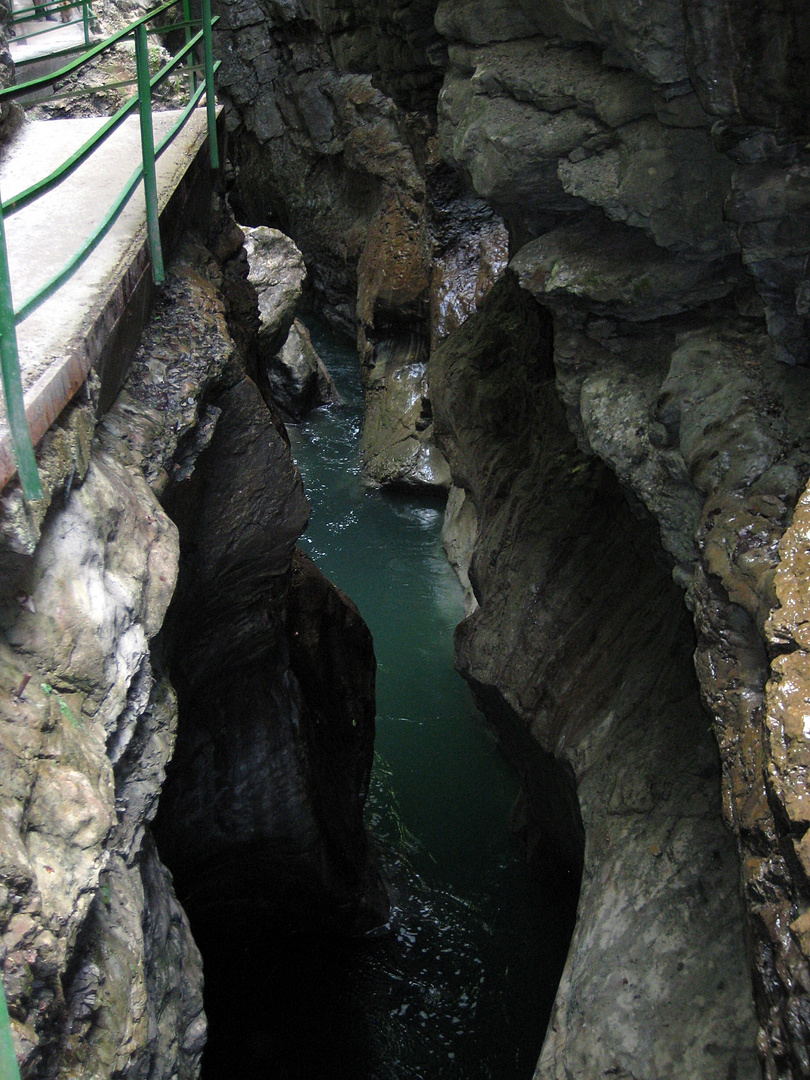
134;21;165;284
201;0;218;169
181;0;197;96
13;70;214;324
0;193;42;502
82;0;90;48
0;0;178;103
0;979;22;1080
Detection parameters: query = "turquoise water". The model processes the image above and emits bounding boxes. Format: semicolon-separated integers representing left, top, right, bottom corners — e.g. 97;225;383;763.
275;323;575;1079
288;343;516;892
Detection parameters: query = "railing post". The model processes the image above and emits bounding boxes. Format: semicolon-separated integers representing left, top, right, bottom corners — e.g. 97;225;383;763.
82;0;90;48
0;188;42;503
201;0;218;170
0;979;22;1080
134;21;165;284
181;0;197;97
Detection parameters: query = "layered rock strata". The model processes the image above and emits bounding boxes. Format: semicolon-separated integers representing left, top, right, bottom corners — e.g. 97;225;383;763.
434;5;810;1078
203;0;810;1074
212;0;511;487
431;276;759;1079
0;227;385;1077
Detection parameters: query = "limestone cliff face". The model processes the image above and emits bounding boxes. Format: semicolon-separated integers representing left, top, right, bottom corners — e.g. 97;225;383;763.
0;243;223;1079
214;1;810;1077
433;6;810;1076
0;230;385;1076
430;276;760;1080
213;0;509;487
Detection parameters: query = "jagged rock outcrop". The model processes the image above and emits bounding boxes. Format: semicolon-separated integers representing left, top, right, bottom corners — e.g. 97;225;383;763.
241;226;339;417
268;318;340;418
0;226;386;1077
431;276;759;1079
431;4;810;1077
0;317;205;1076
0;236;246;1078
213;0;511;487
154;343;387;934
210;0;810;1075
244;224;307;358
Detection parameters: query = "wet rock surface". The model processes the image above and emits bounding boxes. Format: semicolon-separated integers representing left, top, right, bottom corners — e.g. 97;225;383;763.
431;276;759;1079
239;227;340;417
0;238;242;1078
212;0;810;1075
428;4;810;1074
214;0;510;487
268;318;340;419
0;378;202;1078
0;228;385;1076
3;0;810;1076
154;348;386;934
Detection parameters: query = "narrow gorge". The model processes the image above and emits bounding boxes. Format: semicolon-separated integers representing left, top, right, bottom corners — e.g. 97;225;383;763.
1;2;810;1080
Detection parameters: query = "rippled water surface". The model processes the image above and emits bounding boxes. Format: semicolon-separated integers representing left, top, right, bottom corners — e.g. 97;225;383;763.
198;324;575;1080
285;324;572;1079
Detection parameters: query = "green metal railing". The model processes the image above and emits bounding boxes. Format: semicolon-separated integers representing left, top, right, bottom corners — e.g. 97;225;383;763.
11;0;95;62
0;0;220;501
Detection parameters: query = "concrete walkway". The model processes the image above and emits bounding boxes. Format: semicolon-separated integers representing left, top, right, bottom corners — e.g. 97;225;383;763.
0;106;214;489
10;13;89;66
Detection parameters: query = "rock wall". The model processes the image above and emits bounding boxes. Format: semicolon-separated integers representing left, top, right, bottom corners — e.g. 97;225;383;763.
211;1;810;1077
430;275;759;1079
433;6;810;1076
212;0;510;487
154;323;387;936
0;247;215;1079
0;226;385;1076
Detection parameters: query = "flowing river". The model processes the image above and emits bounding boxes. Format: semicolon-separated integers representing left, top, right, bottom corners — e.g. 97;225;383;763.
198;324;575;1080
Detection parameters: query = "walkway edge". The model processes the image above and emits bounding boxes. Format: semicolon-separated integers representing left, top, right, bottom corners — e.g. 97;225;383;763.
0;108;220;496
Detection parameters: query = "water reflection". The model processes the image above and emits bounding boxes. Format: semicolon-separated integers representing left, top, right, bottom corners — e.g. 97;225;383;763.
228;320;576;1080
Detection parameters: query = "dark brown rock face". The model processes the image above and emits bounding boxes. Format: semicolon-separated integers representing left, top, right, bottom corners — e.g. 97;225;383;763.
155;348;387;936
213;0;810;1076
683;0;810;132
431;276;759;1080
287;549;389;931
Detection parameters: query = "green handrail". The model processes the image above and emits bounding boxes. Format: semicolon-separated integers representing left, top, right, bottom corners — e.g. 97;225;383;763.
3;25;209;216
135;21;164;283
10;0;94;59
14;69;216;326
0;0;220;501
0;0;177;102
181;0;197;96
0;188;42;500
201;0;217;170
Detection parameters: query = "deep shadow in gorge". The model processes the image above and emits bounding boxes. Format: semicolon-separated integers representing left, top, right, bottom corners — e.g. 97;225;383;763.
151;315;582;1080
149;271;751;1080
